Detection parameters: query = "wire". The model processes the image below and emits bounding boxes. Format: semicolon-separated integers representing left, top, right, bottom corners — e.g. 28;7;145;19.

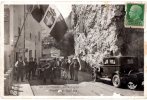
14;12;29;48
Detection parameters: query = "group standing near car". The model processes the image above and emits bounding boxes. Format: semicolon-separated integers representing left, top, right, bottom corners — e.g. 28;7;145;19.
14;56;81;84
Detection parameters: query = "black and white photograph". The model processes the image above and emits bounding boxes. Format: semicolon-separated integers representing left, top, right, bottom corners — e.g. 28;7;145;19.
3;4;144;96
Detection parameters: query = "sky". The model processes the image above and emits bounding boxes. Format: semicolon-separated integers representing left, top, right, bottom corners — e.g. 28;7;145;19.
55;4;72;18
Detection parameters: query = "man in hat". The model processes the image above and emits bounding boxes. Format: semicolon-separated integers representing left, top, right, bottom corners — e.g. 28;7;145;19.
69;58;74;80
49;58;56;83
28;57;34;80
61;58;69;80
55;58;61;80
73;57;80;81
32;58;37;79
15;56;25;82
24;57;29;80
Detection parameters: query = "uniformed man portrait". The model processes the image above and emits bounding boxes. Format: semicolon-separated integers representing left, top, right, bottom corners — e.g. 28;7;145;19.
127;4;144;26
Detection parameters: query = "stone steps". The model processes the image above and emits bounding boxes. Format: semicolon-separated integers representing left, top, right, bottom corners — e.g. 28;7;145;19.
10;80;34;96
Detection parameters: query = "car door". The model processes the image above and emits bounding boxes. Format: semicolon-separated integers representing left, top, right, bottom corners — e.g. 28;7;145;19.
101;58;117;77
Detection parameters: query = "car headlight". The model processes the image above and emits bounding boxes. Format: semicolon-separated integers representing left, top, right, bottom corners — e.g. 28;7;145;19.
142;81;144;86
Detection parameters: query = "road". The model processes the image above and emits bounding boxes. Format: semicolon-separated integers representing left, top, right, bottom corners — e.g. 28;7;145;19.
29;71;143;96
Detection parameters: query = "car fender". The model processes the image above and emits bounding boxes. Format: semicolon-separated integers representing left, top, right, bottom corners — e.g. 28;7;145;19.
110;71;120;80
112;71;120;76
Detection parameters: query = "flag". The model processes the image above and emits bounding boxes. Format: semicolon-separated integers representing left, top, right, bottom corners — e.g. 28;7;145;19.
27;5;48;22
50;14;68;42
28;5;68;42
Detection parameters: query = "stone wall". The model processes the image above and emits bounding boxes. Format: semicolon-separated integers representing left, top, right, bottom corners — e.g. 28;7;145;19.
70;5;144;69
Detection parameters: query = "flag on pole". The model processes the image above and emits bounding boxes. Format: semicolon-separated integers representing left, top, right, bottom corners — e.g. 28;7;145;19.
27;5;48;22
27;5;67;42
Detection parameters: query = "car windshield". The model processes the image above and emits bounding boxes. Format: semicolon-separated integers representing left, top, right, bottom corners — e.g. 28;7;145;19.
110;59;116;64
104;58;116;65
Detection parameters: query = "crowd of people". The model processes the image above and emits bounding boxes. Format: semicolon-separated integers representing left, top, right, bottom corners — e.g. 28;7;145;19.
14;57;37;82
14;56;81;84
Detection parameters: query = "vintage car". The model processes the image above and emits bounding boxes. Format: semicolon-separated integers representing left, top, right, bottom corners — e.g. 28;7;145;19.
93;56;144;89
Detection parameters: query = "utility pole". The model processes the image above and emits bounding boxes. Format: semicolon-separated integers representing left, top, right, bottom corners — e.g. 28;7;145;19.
24;5;26;59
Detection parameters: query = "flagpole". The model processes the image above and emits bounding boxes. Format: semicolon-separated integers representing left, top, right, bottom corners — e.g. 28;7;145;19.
24;5;26;58
14;9;29;48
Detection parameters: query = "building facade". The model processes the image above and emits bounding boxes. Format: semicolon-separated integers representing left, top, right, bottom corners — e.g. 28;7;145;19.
4;5;42;73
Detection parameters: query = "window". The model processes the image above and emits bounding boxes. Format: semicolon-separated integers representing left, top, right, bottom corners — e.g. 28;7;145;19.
35;50;36;59
104;59;109;65
4;8;10;45
127;59;134;64
104;58;116;65
30;32;32;40
38;32;40;41
29;50;32;59
109;59;116;64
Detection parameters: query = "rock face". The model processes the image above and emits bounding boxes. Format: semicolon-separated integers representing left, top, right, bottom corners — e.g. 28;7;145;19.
69;5;144;69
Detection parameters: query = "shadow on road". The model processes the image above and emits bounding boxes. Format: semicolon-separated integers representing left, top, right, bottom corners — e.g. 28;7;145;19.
29;71;143;91
29;71;93;86
97;79;144;91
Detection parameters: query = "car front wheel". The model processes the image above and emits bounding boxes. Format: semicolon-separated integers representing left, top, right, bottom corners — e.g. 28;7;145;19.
112;74;121;88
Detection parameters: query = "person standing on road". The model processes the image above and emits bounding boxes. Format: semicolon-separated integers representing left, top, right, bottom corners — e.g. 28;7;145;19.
36;61;41;79
61;58;68;79
55;58;61;80
73;58;80;81
24;57;29;80
65;58;69;78
15;56;25;82
53;58;58;82
28;57;34;80
49;59;56;83
42;62;50;84
69;58;74;80
32;58;37;79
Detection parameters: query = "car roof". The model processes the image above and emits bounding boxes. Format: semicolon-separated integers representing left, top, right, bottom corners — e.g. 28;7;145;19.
103;56;137;59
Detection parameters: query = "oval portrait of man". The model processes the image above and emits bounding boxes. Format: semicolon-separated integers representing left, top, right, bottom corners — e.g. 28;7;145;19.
125;3;144;27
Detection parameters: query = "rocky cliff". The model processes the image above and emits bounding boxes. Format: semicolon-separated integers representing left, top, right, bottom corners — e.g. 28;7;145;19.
68;5;144;69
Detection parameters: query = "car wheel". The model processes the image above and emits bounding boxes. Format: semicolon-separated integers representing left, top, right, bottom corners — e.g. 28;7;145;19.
127;82;137;90
112;74;121;88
